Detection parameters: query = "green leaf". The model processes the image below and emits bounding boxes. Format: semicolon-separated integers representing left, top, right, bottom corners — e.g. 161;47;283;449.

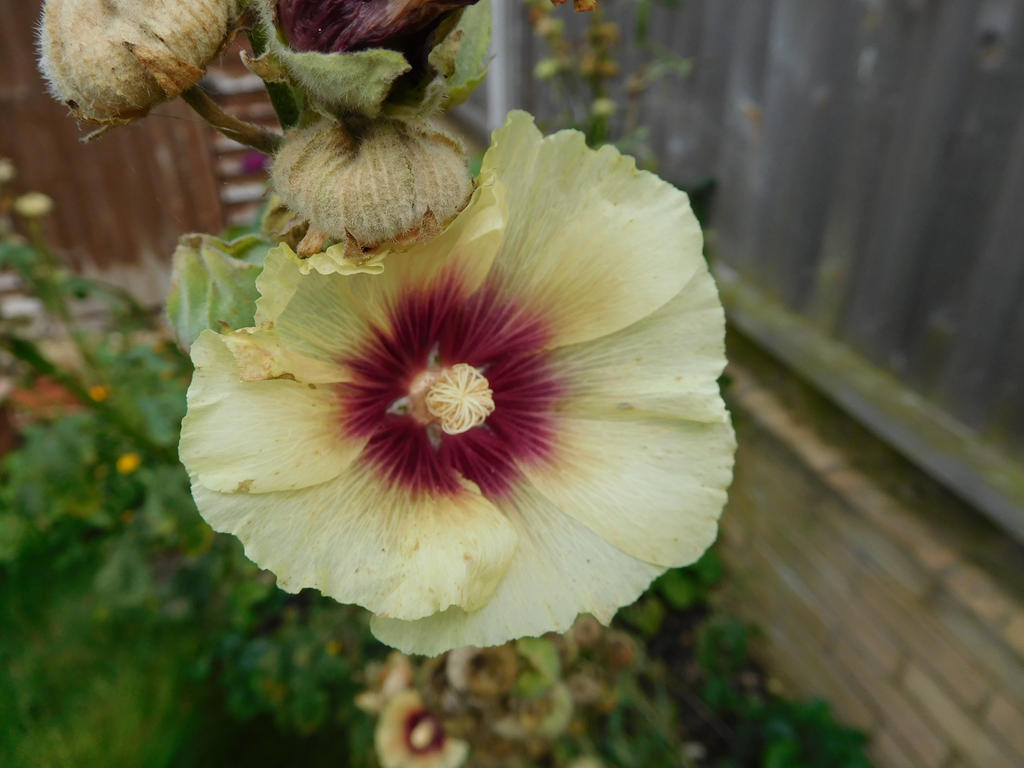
244;47;412;120
515;636;561;698
655;568;702;610
694;548;724;586
0;241;36;272
620;594;667;635
435;0;492;108
764;738;801;768
166;234;270;349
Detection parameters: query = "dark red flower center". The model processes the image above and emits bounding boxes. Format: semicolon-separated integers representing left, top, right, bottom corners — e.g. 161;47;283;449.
339;277;561;499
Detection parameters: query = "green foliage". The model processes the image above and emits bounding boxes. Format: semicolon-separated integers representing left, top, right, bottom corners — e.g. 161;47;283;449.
621;549;723;634
523;0;693;160
697;619;873;768
246;45;412;120
515;636;562;697
433;0;493;108
656;548;724;609
166;233;270;349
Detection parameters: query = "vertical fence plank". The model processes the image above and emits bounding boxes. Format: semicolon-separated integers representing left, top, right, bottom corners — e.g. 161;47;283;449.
901;0;1024;397
639;0;706;181
745;0;861;309
709;0;777;275
941;101;1024;440
838;1;980;375
806;2;923;335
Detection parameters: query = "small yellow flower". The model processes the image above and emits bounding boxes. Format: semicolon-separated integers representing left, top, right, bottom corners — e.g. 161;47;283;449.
13;192;54;219
590;97;616;118
181;112;735;655
116;452;142;475
88;385;110;402
325;639;343;656
534;58;561;80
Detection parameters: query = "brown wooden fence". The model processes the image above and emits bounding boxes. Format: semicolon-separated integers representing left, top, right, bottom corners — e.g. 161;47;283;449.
463;0;1024;536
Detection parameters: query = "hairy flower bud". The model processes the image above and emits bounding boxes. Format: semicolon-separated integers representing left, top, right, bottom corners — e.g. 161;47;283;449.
278;0;476;55
270;117;471;253
38;0;240;125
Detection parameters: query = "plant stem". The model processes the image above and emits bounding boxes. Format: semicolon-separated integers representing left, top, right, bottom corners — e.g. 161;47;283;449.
23;219;107;380
181;86;282;154
245;16;301;129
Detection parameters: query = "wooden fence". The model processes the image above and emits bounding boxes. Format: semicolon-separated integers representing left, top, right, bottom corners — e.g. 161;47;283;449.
461;0;1024;536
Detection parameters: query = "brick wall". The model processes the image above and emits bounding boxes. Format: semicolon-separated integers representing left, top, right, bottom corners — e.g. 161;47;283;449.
718;347;1024;768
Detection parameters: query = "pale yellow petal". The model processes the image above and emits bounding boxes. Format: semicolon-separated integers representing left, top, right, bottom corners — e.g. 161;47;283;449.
222;327;347;383
252;186;504;365
522;415;734;568
181;330;364;494
370;484;663;656
431;738;471;768
376;691;422;768
191;469;518;621
251;244;383;368
551;266;727;422
478;111;704;347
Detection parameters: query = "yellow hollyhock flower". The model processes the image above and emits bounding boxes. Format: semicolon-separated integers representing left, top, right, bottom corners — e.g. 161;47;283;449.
180;111;735;655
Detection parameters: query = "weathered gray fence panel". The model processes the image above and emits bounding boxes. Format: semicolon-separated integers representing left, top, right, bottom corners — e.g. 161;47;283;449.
468;0;1024;528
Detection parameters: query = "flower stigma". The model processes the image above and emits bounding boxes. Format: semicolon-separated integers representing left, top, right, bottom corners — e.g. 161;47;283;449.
424;363;495;434
390;359;497;435
406;711;443;753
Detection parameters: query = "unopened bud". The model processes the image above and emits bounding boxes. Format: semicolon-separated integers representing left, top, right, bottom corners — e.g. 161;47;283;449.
590;97;616;119
535;17;564;38
38;0;240;125
271;117;471;252
578;51;598;77
534;58;561;80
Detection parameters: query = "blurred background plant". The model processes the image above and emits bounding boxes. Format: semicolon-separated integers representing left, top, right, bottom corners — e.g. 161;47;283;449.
524;0;692;164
